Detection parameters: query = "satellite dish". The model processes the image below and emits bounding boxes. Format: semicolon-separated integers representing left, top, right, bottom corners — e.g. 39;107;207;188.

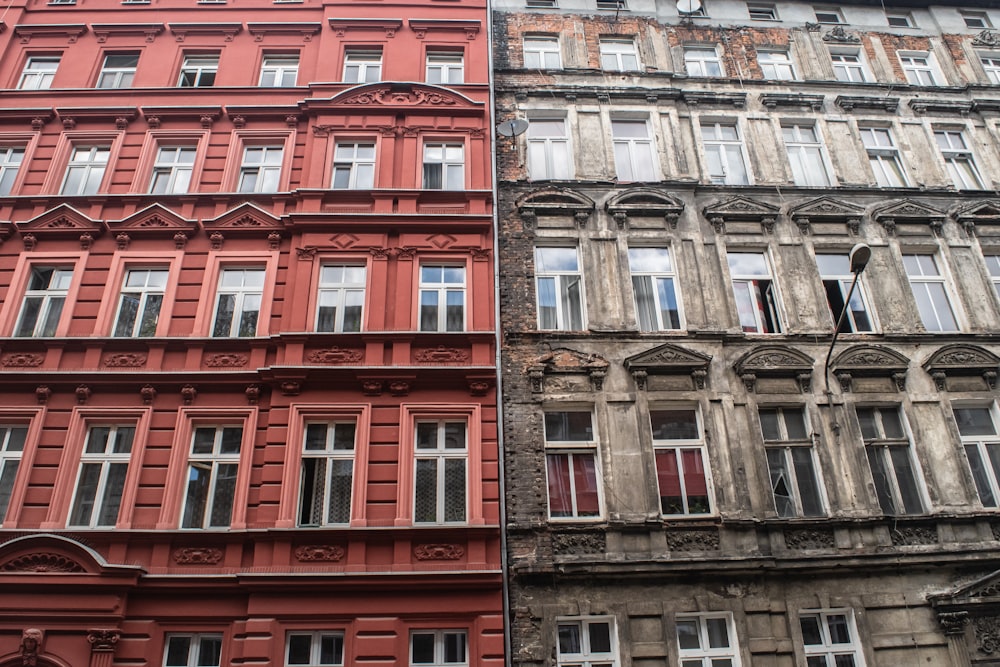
676;0;701;13
496;118;529;137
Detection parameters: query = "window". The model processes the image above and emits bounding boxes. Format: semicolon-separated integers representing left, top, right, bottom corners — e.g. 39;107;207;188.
426;52;464;84
15;267;73;337
164;635;223;667
814;7;844;24
676;613;742;667
212;268;265;337
97;53;138;88
298;422;355;526
728;252;781;333
684;46;723;77
954;406;1000;508
899;52;940;86
597;0;625;9
799;610;865;667
782;124;831;187
525;0;557;6
523;36;562;69
332;143;375;189
316;264;365;332
612;119;657;182
701;121;749;185
599;38;640;72
651;408;711;515
18;57;59;89
935;130;984;190
414;421;467;524
61;145;110;195
903;253;958;332
181;426;242;528
422;143;464;190
816;253;874;332
831;51;870;82
259;55;299;87
886;11;913;27
760;407;824;518
67;425;134;527
113;268;168;337
0;146;24;196
178;55;218;87
238;145;283;193
419;265;465;332
535;247;584;330
410;630;467;666
343;49;382;83
859;127;907;187
748;3;777;20
857;406;924;515
961;11;992;29
629;247;682;331
681;0;708;17
527;118;571;180
759;50;796;80
985;255;1000;301
150;146;196;194
556;618;619;667
982;53;1000;84
544;411;601;519
287;632;344;666
0;426;27;521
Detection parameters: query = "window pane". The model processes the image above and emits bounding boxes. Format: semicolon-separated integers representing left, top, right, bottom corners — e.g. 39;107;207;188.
650;410;698;440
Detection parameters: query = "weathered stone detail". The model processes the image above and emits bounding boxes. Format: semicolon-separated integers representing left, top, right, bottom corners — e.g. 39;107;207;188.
891;525;937;546
552;532;606;555
667;530;720;552
975;616;1000;654
938;611;969;636
784;528;835;550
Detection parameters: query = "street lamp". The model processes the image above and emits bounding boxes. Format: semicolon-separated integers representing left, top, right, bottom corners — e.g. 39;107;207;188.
823;243;872;396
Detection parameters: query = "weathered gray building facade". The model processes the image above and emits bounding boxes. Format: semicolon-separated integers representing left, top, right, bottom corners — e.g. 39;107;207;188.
494;0;1000;664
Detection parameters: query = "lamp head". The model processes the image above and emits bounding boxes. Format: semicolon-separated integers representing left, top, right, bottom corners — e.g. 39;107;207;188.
849;243;872;274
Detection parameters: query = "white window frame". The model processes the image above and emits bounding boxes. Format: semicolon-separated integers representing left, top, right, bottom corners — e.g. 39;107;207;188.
180;425;243;529
934;130;985;190
259;54;299;87
177;54;219;87
747;3;777;20
857;405;926;516
211;267;266;338
298;421;356;527
611;118;657;182
0;425;28;522
961;10;992;29
332;142;376;189
885;11;913;27
113;267;168;337
149;146;196;194
163;634;223;667
67;424;135;528
238;145;284;193
426;51;464;84
676;613;742;667
628;246;683;331
799;610;867;667
954;404;1000;509
651;407;713;516
759;406;826;518
18;56;59;90
286;632;345;667
343;49;382;83
97;52;138;88
782;124;832;187
61;145;110;195
700;121;750;185
758;50;796;80
816;253;876;333
419;264;466;332
409;630;468;666
903;253;959;332
535;246;585;331
413;420;467;524
984;254;1000;303
316;264;365;333
544;411;603;521
0;146;24;196
556;617;620;667
814;7;844;24
899;51;942;86
523;35;562;69
859;127;908;187
15;266;74;337
599;38;640;72
526;116;572;180
684;46;723;77
422;143;465;190
830;50;870;83
727;251;782;334
981;53;1000;84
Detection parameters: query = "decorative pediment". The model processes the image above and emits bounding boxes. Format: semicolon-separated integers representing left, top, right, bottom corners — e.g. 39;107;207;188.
831;345;909;392
873;199;946;236
517;187;595;228
16;204;102;247
605;188;684;229
0;533;141;577
703;196;779;234
167;22;242;42
327;17;403;38
624;343;711;390
109;204;197;241
733;346;814;393
203;203;283;234
929;568;1000;646
328;82;480;110
407;18;481;39
923;345;999;391
953;199;1000;236
788;197;864;235
528;348;609;392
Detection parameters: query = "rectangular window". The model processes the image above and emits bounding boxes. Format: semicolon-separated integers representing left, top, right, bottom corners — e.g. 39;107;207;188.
422;143;464;190
298;422;356;526
612;119;656;182
238;145;284;193
676;613;741;666
68;425;134;527
178;55;218;87
799;610;864;667
900;52;940;86
886;11;913;27
0;146;24;196
728;252;781;333
97;53;138;88
212;267;265;337
556;618;619;667
629;247;682;331
150;146;196;194
759;50;796;80
527;118;571;180
961;11;992;29
935;130;984;190
535;247;584;330
525;0;557;6
15;266;73;337
113;268;168;337
164;635;223;667
760;407;824;517
982;53;1000;84
414;421;467;524
61;145;110;195
0;426;28;521
831;52;869;83
903;253;958;332
748;3;777;20
597;0;626;9
857;406;924;515
181;426;242;528
545;411;601;519
18;57;59;89
419;265;465;332
985;255;1000;301
286;632;345;666
860;127;907;187
410;630;467;666
955;406;1000;508
426;52;464;84
316;264;365;332
701;122;749;185
344;49;382;83
599;38;640;71
782;124;831;187
523;36;562;69
814;7;844;24
259;55;299;87
651;408;711;515
816;253;874;332
684;46;723;77
332;143;375;189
